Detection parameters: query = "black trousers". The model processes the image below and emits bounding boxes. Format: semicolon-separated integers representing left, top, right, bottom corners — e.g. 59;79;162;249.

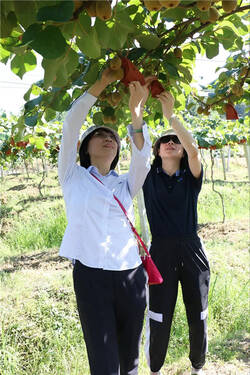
73;261;147;375
146;236;210;372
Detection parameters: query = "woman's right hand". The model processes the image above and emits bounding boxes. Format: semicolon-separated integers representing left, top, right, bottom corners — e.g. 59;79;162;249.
157;91;175;121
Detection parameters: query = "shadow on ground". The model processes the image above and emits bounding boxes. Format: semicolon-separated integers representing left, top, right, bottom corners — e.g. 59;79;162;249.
0;249;71;275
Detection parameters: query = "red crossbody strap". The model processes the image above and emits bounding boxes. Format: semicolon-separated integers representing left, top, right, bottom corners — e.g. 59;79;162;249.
91;173;150;257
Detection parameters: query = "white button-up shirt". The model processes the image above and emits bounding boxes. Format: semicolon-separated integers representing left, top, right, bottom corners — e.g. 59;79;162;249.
58;92;152;271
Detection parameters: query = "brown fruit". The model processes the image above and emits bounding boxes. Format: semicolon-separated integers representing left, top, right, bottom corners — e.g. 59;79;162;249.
103;115;116;124
208;6;220;22
159;0;180;8
74;1;83;11
110;56;122;71
203;107;210;116
106;94;115;106
99;92;107;101
197;106;204;114
84;1;97;17
222;0;237;12
174;47;182;58
197;1;211;11
111;92;122;106
111;67;124;81
110;115;117;125
144;0;162;11
96;1;112;21
103;115;112;124
231;83;243;96
240;66;248;76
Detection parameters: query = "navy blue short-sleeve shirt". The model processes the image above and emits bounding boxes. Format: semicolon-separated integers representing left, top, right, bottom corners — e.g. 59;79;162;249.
143;164;203;238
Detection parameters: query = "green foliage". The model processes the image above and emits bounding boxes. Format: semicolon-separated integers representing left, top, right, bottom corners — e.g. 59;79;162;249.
0;0;249;134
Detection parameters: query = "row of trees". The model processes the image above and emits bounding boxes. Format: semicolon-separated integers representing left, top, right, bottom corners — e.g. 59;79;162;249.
0;109;248;169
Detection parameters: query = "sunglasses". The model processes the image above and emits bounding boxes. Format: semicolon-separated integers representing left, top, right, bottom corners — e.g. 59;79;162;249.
92;130;117;142
160;135;181;144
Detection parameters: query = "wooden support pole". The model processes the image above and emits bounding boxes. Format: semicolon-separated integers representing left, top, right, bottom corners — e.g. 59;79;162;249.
243;144;250;181
136;189;150;247
220;149;226;180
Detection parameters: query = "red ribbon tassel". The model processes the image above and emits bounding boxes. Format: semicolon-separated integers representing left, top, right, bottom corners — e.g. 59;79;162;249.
226;103;239;120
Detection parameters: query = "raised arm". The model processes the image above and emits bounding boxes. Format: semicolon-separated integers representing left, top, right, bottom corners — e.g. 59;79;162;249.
127;78;154;197
128;77;155;150
158;91;201;179
58;68;118;185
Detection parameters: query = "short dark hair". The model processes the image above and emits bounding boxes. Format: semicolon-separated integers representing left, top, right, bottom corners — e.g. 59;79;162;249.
79;129;119;170
152;140;188;170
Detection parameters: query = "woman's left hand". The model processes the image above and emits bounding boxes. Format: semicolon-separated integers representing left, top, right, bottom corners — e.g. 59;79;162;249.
128;76;156;116
157;91;175;121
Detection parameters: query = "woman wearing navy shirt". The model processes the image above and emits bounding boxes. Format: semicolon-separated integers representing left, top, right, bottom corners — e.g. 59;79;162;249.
143;92;210;375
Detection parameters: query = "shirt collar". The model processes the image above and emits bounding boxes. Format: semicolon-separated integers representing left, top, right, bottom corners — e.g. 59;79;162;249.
87;165;118;177
157;167;180;177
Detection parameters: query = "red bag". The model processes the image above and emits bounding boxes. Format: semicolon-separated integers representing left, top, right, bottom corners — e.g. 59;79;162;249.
225;103;239;120
91;173;163;286
150;79;165;98
120;57;145;87
141;254;163;285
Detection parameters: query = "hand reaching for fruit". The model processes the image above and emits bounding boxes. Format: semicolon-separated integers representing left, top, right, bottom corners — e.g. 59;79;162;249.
100;67;123;86
156;91;175;121
128;77;157;118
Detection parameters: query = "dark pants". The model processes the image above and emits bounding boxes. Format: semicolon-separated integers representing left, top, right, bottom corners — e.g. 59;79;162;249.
146;236;210;372
73;260;147;375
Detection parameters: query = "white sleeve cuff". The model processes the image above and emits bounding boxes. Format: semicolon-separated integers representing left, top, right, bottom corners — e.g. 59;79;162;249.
127;123;152;153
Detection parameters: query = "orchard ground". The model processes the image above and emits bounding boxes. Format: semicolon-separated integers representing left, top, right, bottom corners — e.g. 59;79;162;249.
0;153;249;375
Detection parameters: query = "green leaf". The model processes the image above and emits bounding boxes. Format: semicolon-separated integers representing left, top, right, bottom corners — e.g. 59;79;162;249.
228;14;248;34
30;26;67;59
22;23;43;45
161;7;187;21
25;113;38;127
11;51;37;78
178;65;192;83
218;26;238;50
136;34;161;50
93;112;104;126
205;41;219;59
83;61;100;85
65;48;79;75
108;22;129;50
42;57;64;89
0;11;16;38
162;62;179;78
50;91;71;111
182;48;196;61
103;107;115;116
76;27;101;59
14;0;37;29
95;19;111;49
53;63;68;87
44;108;56;122
24;96;43;112
37;1;74;22
115;7;136;33
0;45;11;62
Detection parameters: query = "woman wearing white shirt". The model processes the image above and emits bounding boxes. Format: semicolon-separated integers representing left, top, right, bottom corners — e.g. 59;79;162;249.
58;68;153;375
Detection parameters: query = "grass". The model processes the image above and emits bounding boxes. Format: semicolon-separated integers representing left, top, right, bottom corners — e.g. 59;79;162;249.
0;156;249;374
